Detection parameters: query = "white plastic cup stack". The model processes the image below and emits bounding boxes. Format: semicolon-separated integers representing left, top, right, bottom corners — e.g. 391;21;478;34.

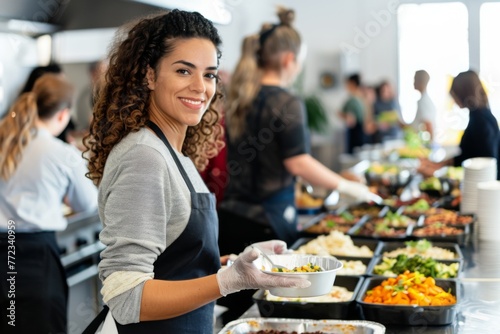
477;181;500;241
460;157;497;214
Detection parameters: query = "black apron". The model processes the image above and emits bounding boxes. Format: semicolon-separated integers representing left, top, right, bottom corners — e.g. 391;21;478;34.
251;91;299;245
85;122;220;333
0;231;68;334
261;184;298;245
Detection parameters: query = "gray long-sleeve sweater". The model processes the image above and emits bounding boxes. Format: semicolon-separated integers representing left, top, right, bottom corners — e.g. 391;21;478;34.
97;128;209;324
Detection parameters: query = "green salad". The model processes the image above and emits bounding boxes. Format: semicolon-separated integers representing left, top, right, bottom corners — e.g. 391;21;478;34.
382;211;413;228
405;199;431;212
373;254;459;278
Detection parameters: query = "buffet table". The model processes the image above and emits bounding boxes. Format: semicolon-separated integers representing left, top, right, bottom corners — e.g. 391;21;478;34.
229;231;500;334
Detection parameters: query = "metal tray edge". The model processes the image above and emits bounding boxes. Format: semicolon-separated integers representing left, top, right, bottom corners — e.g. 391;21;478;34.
218;317;386;334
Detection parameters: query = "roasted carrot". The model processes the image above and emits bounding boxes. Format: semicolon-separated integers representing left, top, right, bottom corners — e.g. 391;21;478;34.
363;271;456;306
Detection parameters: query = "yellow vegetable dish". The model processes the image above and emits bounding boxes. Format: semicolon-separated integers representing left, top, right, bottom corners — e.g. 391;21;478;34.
272;263;323;273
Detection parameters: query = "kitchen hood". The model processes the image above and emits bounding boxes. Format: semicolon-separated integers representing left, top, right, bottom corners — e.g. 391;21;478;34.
0;0;231;36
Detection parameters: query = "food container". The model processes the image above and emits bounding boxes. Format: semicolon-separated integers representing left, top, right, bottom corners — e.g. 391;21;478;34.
253;276;364;320
345;203;389;218
365;162;412;189
422;212;476;229
291;237;382;260
218;318;386;334
377;240;463;261
357;277;459;326
336;256;373;276
299;211;366;236
348;216;415;241
254;254;343;297
367;255;463;279
411;223;470;246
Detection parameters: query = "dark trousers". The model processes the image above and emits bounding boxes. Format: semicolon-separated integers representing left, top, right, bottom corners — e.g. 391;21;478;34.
217;209;277;324
0;232;68;334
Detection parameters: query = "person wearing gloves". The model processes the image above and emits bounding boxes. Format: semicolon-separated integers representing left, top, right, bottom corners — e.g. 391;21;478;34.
219;7;376;252
0;74;98;333
82;10;309;333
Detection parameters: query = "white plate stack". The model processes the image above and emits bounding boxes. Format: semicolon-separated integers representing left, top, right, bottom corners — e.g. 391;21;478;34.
460;157;497;214
477;181;500;241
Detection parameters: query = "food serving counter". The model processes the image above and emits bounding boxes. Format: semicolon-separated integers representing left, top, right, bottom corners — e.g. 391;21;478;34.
227;231;500;334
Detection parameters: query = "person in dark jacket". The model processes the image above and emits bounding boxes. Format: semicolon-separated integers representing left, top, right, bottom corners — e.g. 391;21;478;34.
419;70;500;179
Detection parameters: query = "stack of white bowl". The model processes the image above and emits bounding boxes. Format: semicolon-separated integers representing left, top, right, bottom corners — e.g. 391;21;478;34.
477;181;500;241
460;157;497;214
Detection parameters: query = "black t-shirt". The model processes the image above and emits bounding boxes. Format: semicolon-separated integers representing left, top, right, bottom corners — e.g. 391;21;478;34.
454;107;500;179
224;86;310;203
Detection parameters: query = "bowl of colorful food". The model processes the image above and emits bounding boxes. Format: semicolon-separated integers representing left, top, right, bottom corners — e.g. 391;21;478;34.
357;271;459;325
254;254;343;297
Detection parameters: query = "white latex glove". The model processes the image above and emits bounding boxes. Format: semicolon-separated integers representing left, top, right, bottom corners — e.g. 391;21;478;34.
216;247;311;296
244;240;289;255
337;179;375;203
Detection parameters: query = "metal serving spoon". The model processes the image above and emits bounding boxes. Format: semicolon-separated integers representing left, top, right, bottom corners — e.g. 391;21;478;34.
253;246;287;271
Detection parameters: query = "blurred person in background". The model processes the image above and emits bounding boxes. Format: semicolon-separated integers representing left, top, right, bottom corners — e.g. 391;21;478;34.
83;10;309;333
19;63;78;144
410;70;437;141
219;8;377;322
76;59;108;131
360;84;377;144
418;70;500;179
339;73;366;154
0;73;98;334
220;6;376;253
373;80;403;143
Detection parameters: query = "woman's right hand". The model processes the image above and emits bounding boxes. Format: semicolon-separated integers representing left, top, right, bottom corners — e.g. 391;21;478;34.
216;247;310;296
337;178;375;202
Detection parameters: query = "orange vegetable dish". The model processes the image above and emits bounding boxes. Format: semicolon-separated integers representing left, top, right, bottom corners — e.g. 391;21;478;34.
363;271;456;306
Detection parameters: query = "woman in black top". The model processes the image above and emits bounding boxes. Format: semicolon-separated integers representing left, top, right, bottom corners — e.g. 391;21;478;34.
419;70;500;179
220;7;376;250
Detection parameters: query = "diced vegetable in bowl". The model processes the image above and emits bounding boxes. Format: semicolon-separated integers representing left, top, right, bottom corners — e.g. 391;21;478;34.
254;254;343;298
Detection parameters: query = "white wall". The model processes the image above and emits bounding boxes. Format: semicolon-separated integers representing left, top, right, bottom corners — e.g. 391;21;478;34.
0;33;38;116
0;0;488;127
217;0;399;111
217;0;486;110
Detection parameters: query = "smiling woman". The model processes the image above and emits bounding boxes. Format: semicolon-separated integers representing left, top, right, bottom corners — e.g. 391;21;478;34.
146;38;219;139
82;9;309;334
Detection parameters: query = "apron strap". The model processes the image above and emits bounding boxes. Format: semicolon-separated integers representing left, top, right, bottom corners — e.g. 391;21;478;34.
82;305;109;334
147;120;196;193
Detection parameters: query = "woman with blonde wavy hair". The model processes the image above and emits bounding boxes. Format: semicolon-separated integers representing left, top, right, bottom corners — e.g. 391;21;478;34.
220;6;377;251
83;9;309;333
0;73;97;334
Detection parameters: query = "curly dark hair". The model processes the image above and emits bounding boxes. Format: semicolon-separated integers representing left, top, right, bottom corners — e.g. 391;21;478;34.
84;10;224;185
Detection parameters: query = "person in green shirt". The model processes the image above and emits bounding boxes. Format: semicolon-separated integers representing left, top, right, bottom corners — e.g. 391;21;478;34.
340;73;366;153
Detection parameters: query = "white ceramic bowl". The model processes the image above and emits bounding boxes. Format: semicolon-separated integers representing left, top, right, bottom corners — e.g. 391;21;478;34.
254;254;343;297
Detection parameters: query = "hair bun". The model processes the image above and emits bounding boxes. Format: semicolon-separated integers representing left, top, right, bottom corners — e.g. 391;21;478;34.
277;6;295;26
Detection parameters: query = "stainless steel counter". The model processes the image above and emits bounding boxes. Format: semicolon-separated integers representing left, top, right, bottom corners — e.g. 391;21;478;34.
235;233;500;334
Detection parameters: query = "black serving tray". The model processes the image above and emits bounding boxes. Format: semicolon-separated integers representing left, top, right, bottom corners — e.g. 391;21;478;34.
291;237;382;259
336;256;375;276
299;211;367;236
357;277;459;326
348;214;417;241
377;240;463;261
411;224;470;246
344;202;389;218
422;212;476;229
253;275;364;320
367;255;463;279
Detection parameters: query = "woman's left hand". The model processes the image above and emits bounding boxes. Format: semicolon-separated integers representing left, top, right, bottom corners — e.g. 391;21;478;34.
247;240;288;255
